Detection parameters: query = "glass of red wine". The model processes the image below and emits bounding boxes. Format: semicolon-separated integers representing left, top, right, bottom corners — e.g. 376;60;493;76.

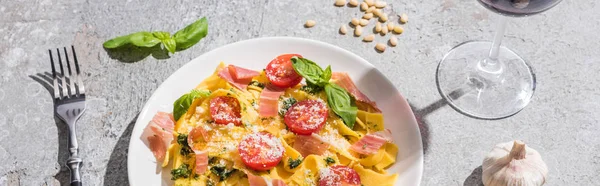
436;0;562;119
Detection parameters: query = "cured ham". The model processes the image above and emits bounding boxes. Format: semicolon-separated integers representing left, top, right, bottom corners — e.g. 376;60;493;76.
193;149;208;174
247;171;288;186
293;134;330;157
143;112;175;163
228;65;260;80
259;85;285;117
218;65;260;90
187;126;209;146
330;72;381;113
349;130;392;155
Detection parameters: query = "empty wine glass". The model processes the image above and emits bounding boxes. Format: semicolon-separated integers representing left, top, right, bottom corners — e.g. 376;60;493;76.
436;0;562;119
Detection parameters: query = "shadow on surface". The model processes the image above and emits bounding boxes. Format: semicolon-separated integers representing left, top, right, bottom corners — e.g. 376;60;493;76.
103;114;138;186
464;166;484;186
29;73;71;185
409;98;447;155
104;44;170;63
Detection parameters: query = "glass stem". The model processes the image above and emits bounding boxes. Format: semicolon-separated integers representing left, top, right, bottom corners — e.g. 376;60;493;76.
481;16;508;72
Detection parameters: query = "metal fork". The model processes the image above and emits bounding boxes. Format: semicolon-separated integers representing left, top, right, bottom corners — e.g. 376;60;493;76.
49;46;85;186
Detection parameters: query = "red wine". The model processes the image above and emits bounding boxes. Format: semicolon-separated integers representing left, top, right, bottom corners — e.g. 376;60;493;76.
478;0;561;17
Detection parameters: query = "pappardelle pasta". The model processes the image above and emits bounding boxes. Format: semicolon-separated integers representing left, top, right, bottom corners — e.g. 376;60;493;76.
142;54;399;186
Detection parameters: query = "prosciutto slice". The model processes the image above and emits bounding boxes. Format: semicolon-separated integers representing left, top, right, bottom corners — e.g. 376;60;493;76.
259;85;285;117
349;129;392;155
293;134;330;157
143;112;175;163
246;171;288;186
187;126;210;174
193;149;208;174
228;65;260;80
330;72;381;113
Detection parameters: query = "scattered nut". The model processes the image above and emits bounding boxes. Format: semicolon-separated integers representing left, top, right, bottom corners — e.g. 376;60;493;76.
375;1;387;8
399;13;408;24
363;13;374;20
379;14;388;22
375;22;382;33
366;6;376;13
372;9;382;17
349;0;359;6
363;34;375;42
381;26;388;35
365;0;375;6
393;25;404;34
360;2;368;11
389;36;398;46
351;18;360;26
305;20;316;27
375;43;386;52
359;19;369;26
335;0;346;6
387;22;394;31
354;25;363;36
340;25;348;34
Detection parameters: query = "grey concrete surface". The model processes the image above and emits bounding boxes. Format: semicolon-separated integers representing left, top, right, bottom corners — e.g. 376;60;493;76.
0;0;598;185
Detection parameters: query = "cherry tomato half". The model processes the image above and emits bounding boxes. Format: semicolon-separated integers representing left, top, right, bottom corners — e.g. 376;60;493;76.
209;96;242;125
238;132;285;171
284;100;328;135
265;54;303;88
318;165;361;186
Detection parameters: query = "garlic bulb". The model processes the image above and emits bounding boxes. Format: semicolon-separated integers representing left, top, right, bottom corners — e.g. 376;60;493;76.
482;140;548;186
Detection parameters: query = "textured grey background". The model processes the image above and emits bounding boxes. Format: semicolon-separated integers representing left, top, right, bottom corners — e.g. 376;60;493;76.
0;0;598;185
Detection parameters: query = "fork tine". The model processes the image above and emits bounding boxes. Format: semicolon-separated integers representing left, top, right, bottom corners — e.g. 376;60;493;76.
71;46;85;95
48;50;60;100
56;48;69;98
63;47;77;97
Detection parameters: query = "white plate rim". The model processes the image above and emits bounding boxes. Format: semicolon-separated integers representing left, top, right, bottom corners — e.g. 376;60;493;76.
127;36;423;186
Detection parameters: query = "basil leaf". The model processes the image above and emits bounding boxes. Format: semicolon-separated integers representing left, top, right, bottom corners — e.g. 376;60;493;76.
103;34;133;48
291;57;329;87
162;38;177;54
128;32;161;47
174;17;208;50
173;89;211;121
152;31;171;40
322;65;332;83
324;84;357;128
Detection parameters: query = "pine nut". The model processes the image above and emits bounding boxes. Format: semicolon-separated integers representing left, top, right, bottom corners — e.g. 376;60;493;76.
375;22;382;33
387;22;394;31
340;25;348;34
379;14;388;22
305;20;316;27
372;9;382;17
365;0;375;6
393;25;404;34
399;13;408;24
363;13;373;20
375;43;386;52
360;2;368;11
354;25;363;36
359;19;369;26
366;6;376;13
375;1;387;8
381;26;388;35
351;18;360;26
335;0;346;6
363;34;375;42
349;0;359;7
389;36;398;46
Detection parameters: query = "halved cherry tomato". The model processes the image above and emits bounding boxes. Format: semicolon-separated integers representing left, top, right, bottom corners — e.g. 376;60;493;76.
238;132;285;171
265;54;303;88
209;96;242;125
318;165;361;186
284;100;328;135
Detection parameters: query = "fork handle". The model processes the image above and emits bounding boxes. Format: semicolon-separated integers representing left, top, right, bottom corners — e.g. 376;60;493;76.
71;181;82;186
67;122;83;185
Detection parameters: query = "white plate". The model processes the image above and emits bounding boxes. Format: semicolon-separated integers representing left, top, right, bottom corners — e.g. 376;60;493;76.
127;37;423;186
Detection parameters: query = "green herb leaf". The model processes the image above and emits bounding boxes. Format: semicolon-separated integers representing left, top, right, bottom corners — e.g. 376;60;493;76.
171;164;192;180
324;84;357;128
173;89;211;121
152;31;171;40
129;32;161;47
103;35;133;48
324;157;336;165
322;65;332;82
291;57;329;87
248;81;265;89
210;165;236;181
176;134;192;156
300;83;323;94
162;38;177;54
174;17;209;51
278;97;297;116
288;157;303;169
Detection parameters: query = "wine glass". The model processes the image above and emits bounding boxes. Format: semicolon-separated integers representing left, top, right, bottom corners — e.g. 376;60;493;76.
436;0;562;119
